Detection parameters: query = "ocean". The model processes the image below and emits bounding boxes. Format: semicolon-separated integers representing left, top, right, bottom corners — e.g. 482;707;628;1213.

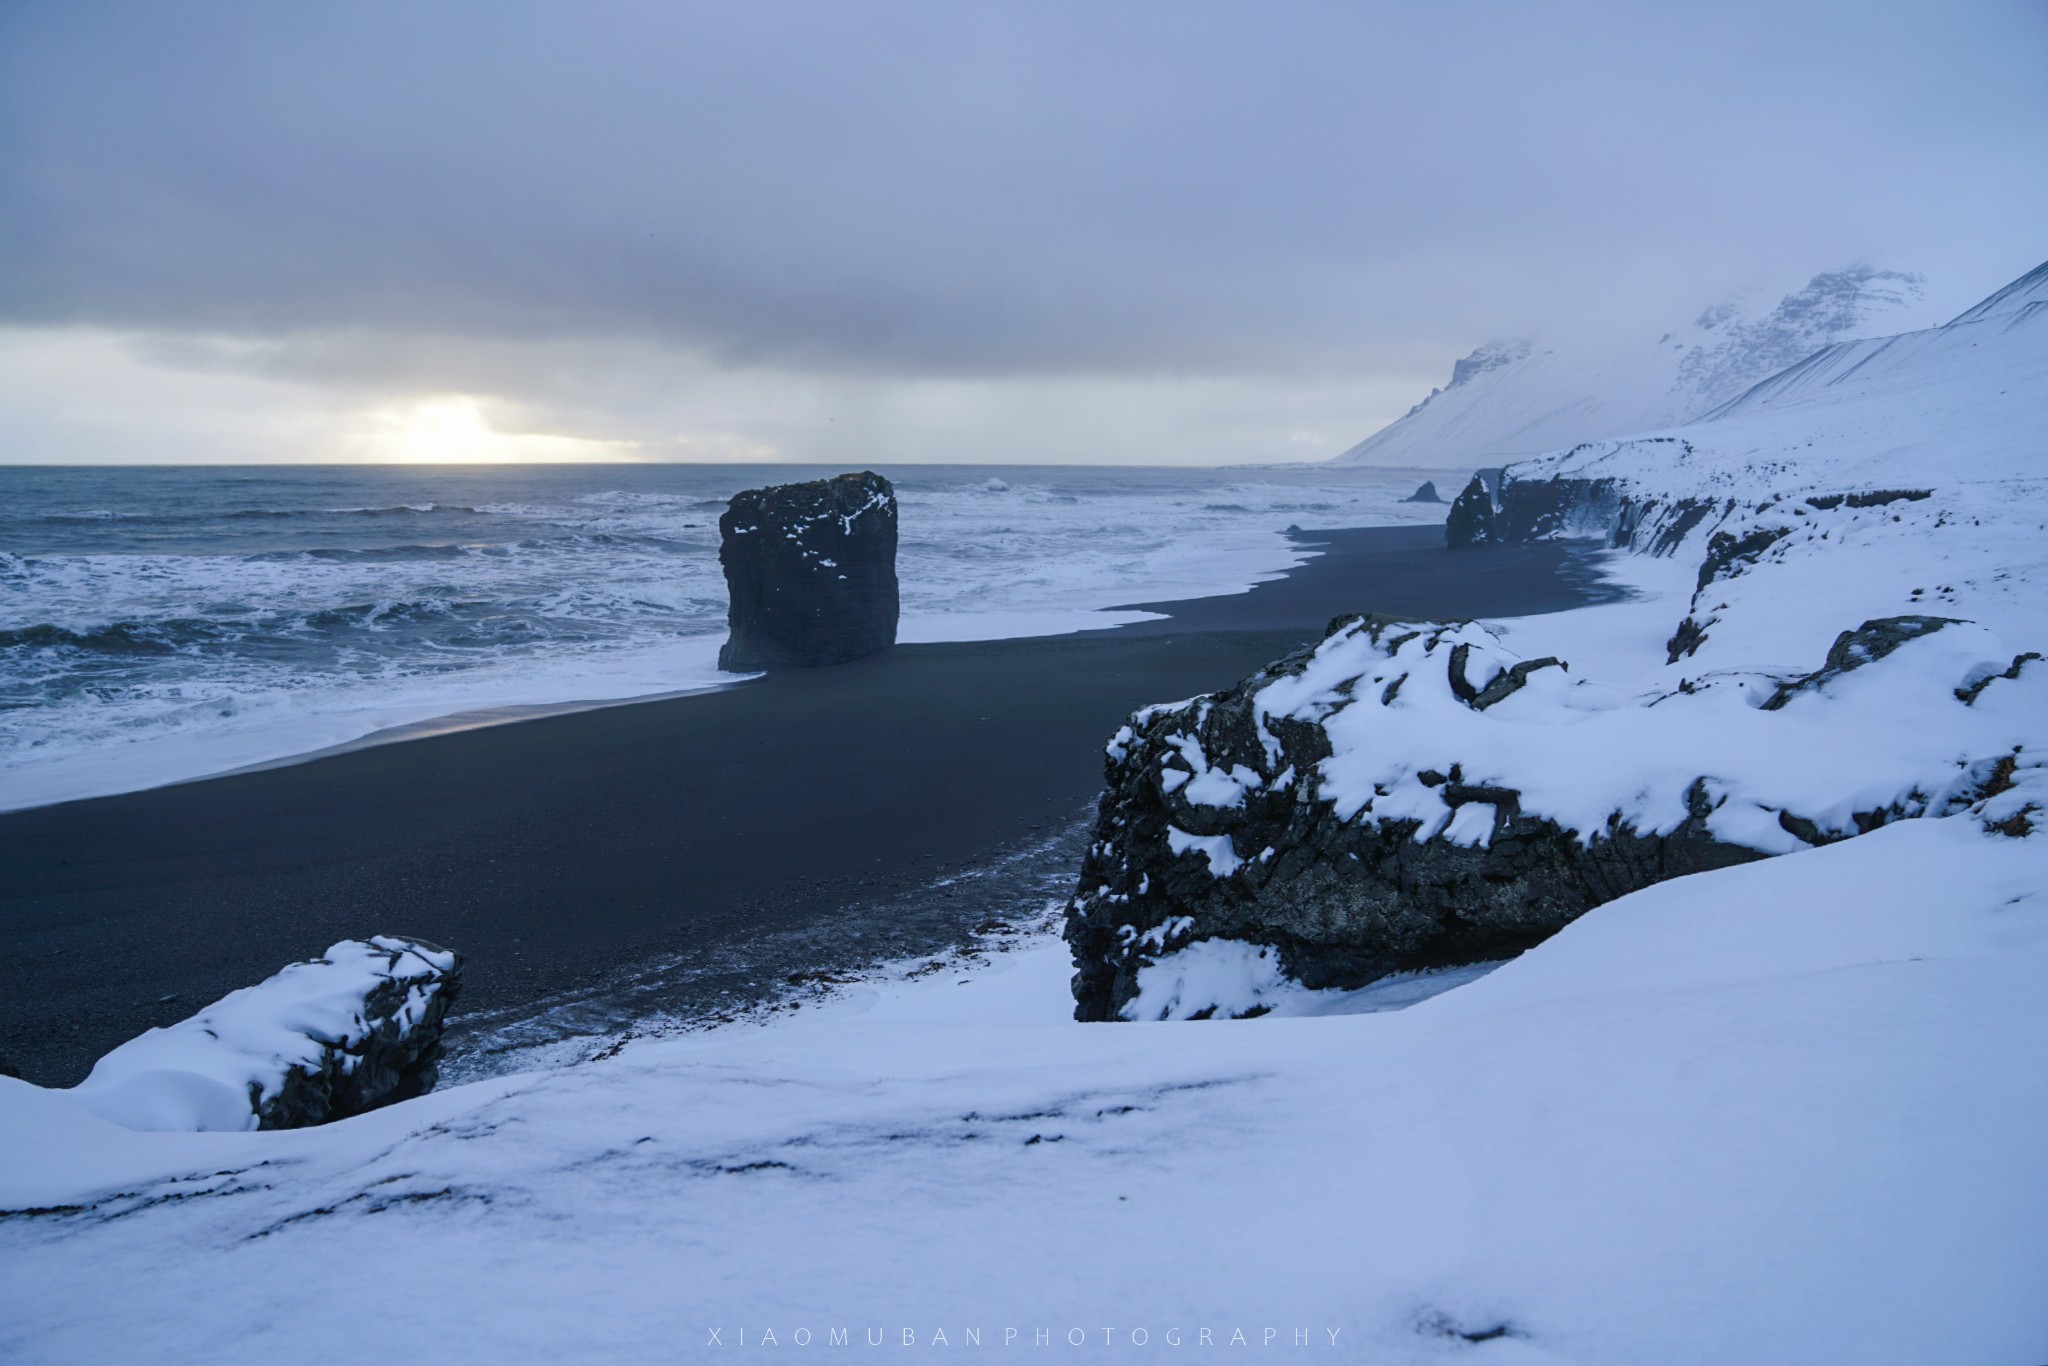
0;463;1446;811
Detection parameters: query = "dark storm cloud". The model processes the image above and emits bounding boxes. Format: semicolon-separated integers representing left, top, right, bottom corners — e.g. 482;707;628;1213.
2;0;2044;380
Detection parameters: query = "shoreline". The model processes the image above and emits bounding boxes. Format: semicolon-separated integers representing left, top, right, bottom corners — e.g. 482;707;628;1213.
0;462;1453;818
0;511;1406;816
197;681;744;786
0;524;1620;1086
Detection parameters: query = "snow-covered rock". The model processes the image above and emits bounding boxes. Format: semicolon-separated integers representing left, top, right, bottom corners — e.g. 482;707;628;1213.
65;936;462;1132
1065;608;2036;1020
1330;266;1943;472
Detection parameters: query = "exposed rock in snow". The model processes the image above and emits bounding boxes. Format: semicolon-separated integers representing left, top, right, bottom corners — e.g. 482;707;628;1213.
1758;615;1962;711
1063;607;2031;1021
1331;266;1942;472
716;470;900;671
1399;480;1443;504
67;936;462;1132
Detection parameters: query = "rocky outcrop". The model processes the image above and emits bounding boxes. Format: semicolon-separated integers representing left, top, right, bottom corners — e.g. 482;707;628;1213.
1401;481;1445;504
1803;489;1931;511
1062;617;1767;1021
1448;459;1968;669
1446;451;1717;552
1064;604;2030;1022
1443;470;1502;547
1760;616;1962;710
69;936;462;1131
718;471;900;671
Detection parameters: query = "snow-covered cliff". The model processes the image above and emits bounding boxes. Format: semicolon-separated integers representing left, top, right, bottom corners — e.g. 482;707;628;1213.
1330;266;1944;471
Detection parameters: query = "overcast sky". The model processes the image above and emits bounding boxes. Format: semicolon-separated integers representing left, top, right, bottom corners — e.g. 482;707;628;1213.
1;0;2043;466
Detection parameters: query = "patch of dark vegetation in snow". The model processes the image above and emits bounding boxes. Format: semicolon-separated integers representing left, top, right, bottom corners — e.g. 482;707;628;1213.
3;1167;278;1228
1804;489;1932;510
245;1184;495;1240
1416;1310;1524;1345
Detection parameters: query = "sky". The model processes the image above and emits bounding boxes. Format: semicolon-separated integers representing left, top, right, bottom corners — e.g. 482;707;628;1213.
1;0;2043;467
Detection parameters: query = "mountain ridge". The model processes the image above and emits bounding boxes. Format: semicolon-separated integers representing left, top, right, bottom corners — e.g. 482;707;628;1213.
1331;266;1944;471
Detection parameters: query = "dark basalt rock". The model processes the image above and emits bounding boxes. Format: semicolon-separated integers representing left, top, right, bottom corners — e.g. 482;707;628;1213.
1761;615;1964;711
1665;615;1710;663
1445;466;1636;549
1805;489;1932;511
257;937;464;1129
1063;617;1764;1022
1956;651;2042;706
70;936;465;1131
1401;481;1445;504
1445;447;1708;553
1697;525;1792;592
718;471;899;671
1447;644;1565;709
1444;470;1501;547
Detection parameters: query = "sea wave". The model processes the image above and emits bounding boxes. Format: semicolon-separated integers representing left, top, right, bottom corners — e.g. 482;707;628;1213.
31;509;154;522
13;502;484;530
2;619;218;656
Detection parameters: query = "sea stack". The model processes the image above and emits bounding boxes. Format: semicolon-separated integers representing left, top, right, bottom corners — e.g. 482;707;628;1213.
718;471;900;671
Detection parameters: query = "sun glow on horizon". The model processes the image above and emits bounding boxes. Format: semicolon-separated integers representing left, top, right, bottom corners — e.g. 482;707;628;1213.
370;396;643;464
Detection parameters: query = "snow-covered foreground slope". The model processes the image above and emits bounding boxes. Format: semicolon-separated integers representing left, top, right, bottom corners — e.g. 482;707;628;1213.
3;814;2045;1364
1330;266;1943;471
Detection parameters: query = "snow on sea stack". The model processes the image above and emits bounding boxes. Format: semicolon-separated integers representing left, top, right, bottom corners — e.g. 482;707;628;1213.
717;471;900;671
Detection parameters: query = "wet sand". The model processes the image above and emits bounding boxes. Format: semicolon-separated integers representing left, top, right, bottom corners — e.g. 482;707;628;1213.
0;524;1615;1084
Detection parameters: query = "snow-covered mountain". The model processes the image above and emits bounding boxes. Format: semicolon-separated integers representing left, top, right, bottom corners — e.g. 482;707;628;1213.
1331;266;1945;470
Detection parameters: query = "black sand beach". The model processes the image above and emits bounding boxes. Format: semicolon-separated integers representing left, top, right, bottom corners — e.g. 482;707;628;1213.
0;525;1615;1085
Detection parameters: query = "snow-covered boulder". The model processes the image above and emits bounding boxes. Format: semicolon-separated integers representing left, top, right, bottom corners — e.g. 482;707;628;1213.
1064;607;2036;1020
717;470;900;671
67;936;462;1131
